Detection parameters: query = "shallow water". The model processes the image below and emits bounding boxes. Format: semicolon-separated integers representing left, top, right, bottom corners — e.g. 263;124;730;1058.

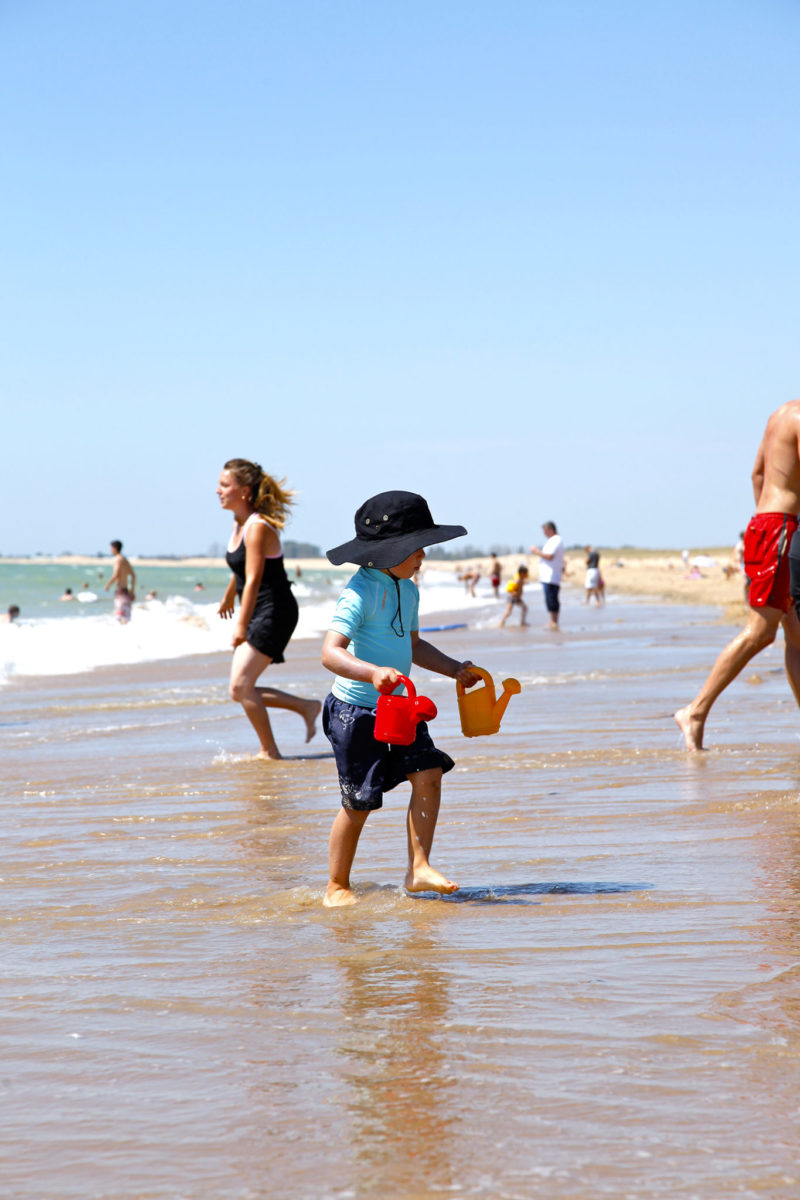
3;596;800;1198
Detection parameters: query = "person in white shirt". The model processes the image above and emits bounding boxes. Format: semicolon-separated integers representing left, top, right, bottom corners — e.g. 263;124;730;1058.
530;521;565;631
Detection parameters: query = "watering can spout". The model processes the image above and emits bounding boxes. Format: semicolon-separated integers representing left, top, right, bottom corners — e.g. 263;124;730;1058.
493;677;522;723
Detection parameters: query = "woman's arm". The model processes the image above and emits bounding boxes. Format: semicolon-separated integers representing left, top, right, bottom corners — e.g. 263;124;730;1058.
218;574;238;619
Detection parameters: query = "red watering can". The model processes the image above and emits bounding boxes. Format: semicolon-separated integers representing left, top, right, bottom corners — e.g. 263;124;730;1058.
374;674;437;745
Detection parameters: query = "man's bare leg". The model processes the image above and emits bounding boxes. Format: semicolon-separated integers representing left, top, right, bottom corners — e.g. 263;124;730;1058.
324;807;370;907
404;768;458;895
781;606;800;705
674;605;782;750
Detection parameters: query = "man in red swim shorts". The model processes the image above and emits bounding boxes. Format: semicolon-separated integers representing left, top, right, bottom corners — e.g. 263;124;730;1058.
743;511;799;611
675;400;800;750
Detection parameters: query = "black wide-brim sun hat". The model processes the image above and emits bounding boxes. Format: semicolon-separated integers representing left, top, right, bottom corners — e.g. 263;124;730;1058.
326;490;467;568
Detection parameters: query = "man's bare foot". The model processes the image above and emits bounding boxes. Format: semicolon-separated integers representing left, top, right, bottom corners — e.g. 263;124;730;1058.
674;706;705;751
303;699;322;744
405;864;459;895
323;883;358;907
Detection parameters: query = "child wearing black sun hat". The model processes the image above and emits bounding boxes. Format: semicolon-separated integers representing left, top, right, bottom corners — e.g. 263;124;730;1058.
320;490;485;907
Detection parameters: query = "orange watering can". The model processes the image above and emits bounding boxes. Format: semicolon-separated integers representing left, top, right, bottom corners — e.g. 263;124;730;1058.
457;667;521;737
374;674;438;746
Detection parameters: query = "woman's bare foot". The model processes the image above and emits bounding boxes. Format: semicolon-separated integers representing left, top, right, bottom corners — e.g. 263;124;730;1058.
674;706;705;751
324;883;358;907
405;864;459;895
303;699;322;744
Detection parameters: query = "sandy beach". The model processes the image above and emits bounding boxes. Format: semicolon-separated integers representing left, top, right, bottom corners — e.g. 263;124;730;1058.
3;577;800;1198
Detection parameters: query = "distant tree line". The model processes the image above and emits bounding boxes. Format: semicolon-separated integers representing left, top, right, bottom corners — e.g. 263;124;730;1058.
426;544;527;560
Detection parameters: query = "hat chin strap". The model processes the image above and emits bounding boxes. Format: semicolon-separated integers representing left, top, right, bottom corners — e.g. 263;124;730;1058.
384;569;405;637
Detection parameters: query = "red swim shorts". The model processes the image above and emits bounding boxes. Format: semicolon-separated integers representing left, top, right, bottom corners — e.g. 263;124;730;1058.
744;512;799;611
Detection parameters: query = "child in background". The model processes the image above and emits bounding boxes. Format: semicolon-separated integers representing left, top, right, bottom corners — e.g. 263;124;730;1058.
321;490;483;907
499;564;529;627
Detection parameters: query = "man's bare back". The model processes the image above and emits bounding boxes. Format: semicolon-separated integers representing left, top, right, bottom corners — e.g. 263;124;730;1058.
105;542;136;598
752;399;800;515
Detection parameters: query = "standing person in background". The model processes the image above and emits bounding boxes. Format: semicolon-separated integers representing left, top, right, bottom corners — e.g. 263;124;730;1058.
104;540;136;623
490;556;502;598
530;521;565;631
217;458;321;760
675;400;800;750
584;545;604;606
499;565;529;627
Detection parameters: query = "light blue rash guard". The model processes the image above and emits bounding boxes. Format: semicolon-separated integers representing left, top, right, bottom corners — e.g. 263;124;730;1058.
329;567;419;708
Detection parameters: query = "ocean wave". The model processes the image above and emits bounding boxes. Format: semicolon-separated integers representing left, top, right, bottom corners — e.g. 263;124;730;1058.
0;568;490;682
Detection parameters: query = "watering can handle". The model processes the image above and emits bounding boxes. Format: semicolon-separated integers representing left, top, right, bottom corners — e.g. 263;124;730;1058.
389;673;415;699
455;665;492;698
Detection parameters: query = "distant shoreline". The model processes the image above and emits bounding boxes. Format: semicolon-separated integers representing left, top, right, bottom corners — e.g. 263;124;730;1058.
1;547;747;616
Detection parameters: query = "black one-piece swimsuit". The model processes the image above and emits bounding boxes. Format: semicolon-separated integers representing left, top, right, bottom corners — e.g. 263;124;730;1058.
225;536;299;662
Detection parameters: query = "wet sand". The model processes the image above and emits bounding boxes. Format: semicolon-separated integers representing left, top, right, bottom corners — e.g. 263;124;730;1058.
3;592;800;1198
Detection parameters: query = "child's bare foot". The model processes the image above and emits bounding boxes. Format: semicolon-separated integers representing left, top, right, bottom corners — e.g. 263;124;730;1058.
323;883;358;907
405;864;459;895
254;748;283;761
674;706;705;751
303;699;322;744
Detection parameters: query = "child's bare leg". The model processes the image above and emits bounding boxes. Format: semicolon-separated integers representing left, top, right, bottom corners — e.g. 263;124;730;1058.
257;686;321;743
404;768;458;895
324;806;370;907
520;600;528;626
499;602;512;627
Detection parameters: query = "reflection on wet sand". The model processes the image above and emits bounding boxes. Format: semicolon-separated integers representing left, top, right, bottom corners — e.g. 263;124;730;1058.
330;919;458;1195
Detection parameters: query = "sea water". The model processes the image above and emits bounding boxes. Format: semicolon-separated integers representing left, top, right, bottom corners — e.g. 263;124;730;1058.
0;562;482;684
5;588;800;1198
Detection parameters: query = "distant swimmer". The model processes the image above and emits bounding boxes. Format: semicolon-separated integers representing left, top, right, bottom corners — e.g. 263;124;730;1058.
2;605;20;623
217;458;321;760
675;400;800;750
104;540;136;623
60;587;76;601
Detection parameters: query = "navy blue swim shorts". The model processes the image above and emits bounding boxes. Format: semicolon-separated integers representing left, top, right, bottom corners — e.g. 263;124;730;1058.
542;582;561;613
323;693;455;812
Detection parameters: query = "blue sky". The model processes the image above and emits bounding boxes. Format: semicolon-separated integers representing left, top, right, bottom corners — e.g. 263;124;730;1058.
2;0;798;556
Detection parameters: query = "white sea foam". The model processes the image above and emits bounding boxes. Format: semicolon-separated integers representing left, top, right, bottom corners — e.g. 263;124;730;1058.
0;567;490;682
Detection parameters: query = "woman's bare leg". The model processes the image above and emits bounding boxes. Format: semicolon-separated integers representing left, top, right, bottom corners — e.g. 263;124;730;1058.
229;642;319;758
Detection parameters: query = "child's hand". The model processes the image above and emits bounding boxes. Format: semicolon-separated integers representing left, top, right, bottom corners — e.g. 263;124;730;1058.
456;660;482;688
372;666;402;694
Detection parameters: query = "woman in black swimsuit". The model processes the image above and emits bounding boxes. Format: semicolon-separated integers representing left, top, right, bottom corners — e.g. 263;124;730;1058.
217;458;321;759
